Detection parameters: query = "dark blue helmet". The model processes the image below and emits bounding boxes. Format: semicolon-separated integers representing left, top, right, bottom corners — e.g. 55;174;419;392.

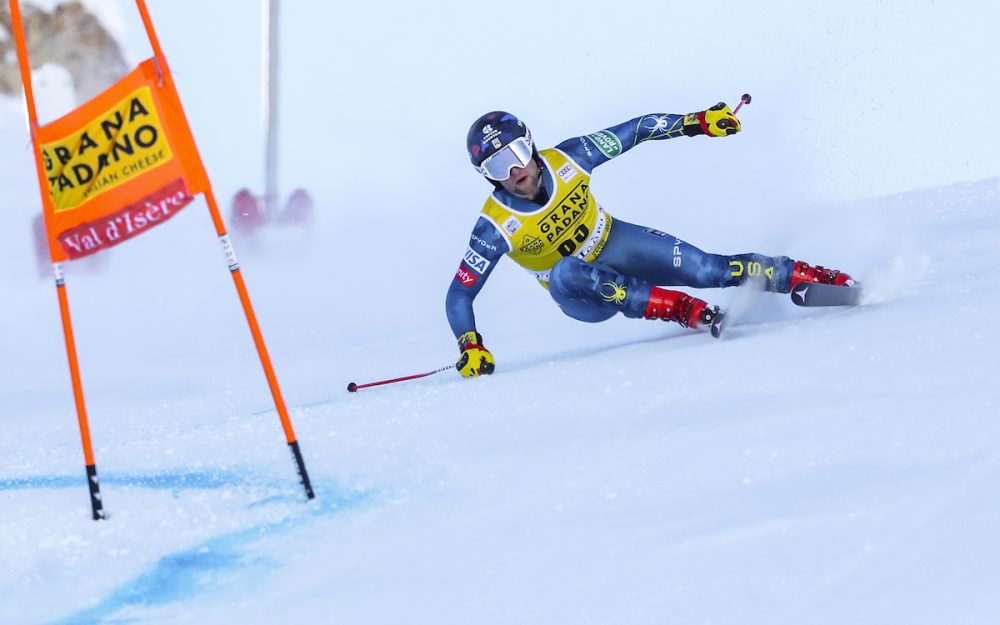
466;111;534;181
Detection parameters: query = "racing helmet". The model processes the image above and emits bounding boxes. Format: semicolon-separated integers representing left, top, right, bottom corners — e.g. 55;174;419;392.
466;111;536;182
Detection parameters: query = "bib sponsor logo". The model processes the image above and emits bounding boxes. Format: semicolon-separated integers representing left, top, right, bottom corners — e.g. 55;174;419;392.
540;181;589;245
463;247;492;274
519;234;544;255
575;209;608;260
586;130;622;159
502;216;521;235
456;264;479;287
556;163;577;182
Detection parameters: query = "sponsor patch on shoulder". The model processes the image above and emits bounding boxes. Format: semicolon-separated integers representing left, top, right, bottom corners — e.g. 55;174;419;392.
643;227;669;238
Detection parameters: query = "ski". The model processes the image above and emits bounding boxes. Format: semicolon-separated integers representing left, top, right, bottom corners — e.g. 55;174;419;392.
710;309;727;338
790;282;863;307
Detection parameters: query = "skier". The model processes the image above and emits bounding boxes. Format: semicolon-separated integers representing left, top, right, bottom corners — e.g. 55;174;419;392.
447;104;855;377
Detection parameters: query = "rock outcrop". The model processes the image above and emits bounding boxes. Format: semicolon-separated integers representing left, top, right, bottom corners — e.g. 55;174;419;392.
0;1;128;103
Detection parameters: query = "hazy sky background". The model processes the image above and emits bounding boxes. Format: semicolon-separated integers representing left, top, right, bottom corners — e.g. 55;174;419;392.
120;0;999;201
21;0;998;207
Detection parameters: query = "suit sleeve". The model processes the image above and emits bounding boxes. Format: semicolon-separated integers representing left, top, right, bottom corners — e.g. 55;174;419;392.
445;215;510;339
554;113;689;172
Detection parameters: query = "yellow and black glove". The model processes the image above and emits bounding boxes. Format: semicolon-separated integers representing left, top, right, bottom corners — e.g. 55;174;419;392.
682;102;742;137
456;331;495;378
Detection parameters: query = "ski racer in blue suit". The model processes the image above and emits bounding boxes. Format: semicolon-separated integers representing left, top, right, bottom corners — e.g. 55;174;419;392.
447;105;855;377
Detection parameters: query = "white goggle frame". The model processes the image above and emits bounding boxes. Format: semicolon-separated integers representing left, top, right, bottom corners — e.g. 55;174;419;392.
478;132;534;181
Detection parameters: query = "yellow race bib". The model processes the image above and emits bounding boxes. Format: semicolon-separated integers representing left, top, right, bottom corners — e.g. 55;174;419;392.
481;149;612;287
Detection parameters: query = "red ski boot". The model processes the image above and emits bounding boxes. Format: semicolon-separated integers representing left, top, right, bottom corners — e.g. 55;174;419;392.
645;287;723;336
789;261;855;289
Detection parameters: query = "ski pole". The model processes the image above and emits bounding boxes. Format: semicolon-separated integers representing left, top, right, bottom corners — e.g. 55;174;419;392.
347;364;455;392
733;93;752;114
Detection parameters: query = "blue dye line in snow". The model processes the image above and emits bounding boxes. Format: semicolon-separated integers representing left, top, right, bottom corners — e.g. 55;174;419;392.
46;481;378;625
0;470;249;492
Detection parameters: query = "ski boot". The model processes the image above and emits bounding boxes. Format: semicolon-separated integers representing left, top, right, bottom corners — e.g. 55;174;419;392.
645;287;725;338
789;260;855;289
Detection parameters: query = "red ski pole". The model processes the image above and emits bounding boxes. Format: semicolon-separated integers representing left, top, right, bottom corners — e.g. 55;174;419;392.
347;364;455;392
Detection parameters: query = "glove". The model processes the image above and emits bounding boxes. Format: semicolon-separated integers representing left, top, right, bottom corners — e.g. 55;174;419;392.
682;102;742;137
456;331;495;377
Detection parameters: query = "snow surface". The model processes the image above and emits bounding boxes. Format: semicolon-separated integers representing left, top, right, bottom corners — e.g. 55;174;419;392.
2;1;999;624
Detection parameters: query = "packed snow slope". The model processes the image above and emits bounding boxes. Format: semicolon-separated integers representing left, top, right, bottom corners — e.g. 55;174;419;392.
7;174;1000;625
2;1;999;624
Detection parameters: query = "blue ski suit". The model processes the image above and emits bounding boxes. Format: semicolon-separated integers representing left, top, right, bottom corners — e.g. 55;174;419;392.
446;113;795;338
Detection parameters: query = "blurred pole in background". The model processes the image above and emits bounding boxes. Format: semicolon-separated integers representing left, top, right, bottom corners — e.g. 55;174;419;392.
231;0;312;235
262;0;279;220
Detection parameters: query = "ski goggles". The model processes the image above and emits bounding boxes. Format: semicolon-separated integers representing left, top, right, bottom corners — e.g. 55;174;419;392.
478;133;533;181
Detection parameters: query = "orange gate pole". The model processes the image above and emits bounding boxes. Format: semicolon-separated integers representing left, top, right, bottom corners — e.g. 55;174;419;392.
134;0;314;500
8;0;105;520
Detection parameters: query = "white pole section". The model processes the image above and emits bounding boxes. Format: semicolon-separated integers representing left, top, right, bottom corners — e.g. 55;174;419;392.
262;0;279;219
